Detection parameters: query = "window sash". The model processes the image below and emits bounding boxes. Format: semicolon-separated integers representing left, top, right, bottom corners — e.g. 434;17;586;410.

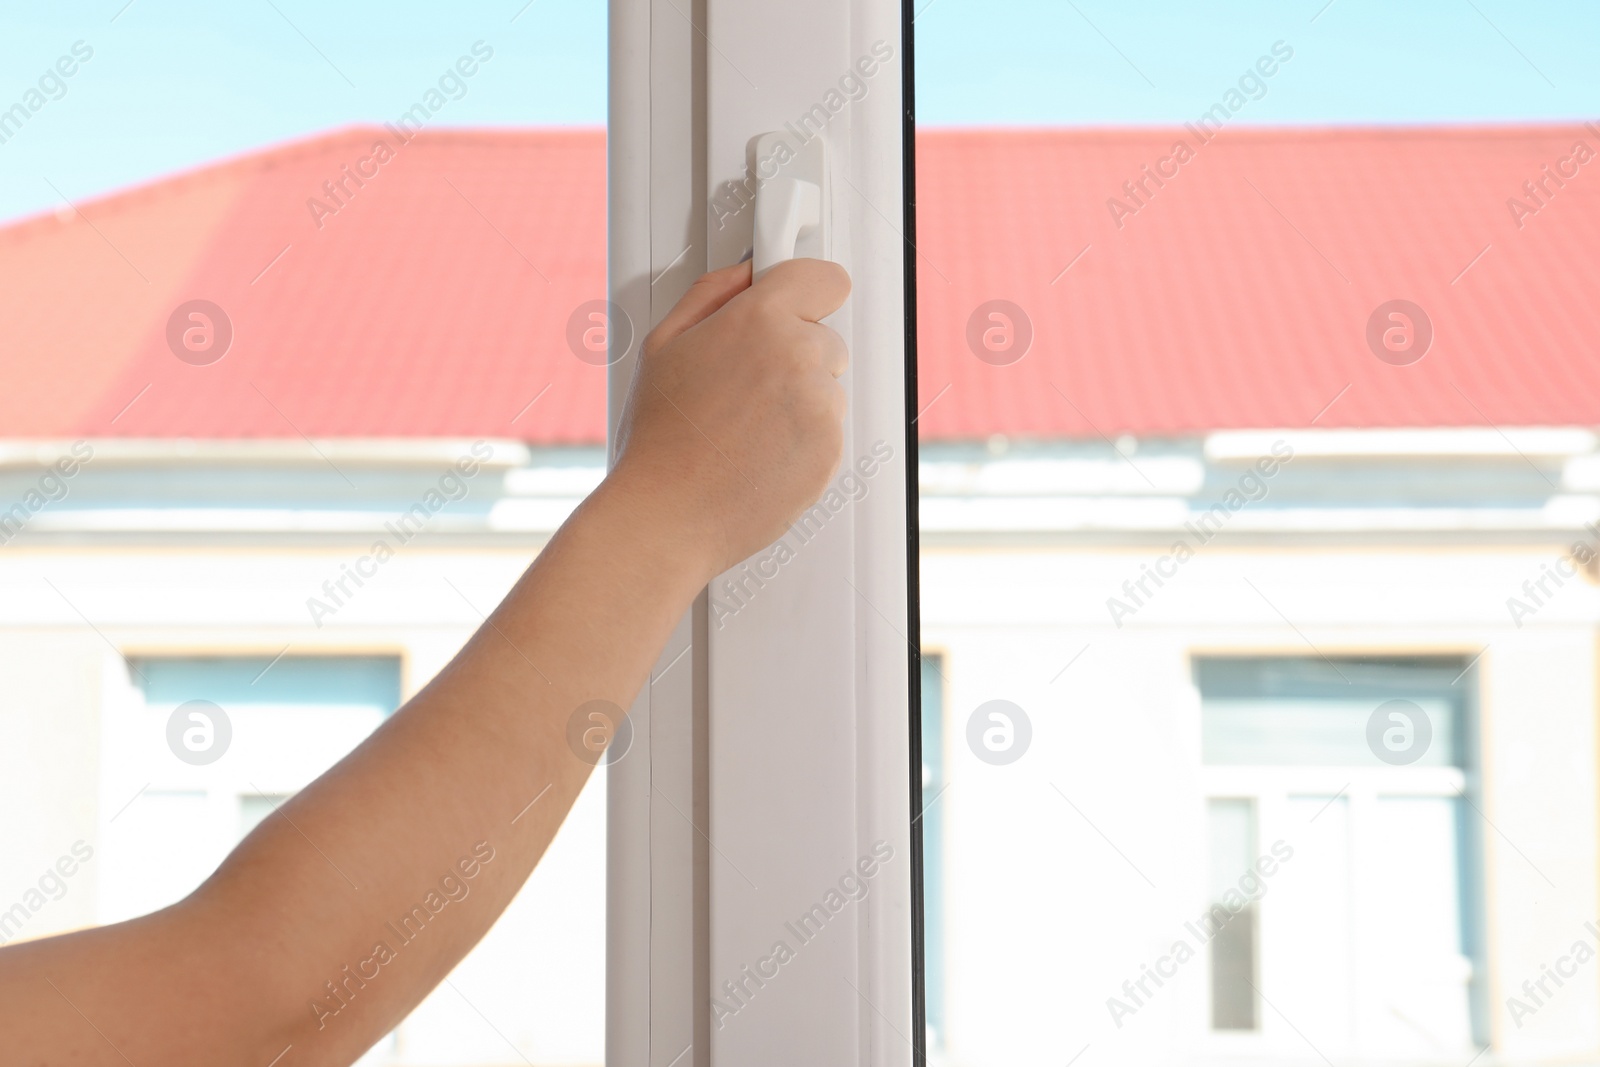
607;1;916;1063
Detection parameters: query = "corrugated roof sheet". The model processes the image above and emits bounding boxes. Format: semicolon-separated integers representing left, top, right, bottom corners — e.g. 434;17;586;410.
3;124;1596;443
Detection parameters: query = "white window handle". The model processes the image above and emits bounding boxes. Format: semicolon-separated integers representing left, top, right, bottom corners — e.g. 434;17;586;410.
751;130;826;277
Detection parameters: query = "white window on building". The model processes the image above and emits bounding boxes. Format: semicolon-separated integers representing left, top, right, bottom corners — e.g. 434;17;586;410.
1197;656;1485;1061
99;655;401;924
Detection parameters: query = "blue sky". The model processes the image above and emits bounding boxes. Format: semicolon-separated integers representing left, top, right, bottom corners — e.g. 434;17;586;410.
1;0;1595;221
915;0;1598;125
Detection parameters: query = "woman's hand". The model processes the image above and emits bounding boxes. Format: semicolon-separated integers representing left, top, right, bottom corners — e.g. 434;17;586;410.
0;255;853;1067
610;258;852;582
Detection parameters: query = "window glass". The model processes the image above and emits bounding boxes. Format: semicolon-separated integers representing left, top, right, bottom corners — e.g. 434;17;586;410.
915;4;1597;1064
1199;657;1467;766
1198;657;1483;1048
1;4;607;1063
1206;798;1256;1031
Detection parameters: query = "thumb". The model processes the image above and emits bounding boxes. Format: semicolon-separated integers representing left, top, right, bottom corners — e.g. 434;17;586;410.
643;260;753;356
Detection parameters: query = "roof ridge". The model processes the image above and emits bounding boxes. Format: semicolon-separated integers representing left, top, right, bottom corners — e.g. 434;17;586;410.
0;125;605;247
7;121;1586;245
918;121;1600;141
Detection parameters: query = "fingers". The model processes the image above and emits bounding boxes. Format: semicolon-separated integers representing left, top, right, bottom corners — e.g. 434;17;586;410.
803;321;849;379
751;258;851;323
644;260;753;356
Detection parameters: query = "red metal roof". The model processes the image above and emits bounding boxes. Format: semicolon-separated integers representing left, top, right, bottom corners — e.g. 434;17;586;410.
914;124;1600;440
2;124;1597;443
0;128;606;443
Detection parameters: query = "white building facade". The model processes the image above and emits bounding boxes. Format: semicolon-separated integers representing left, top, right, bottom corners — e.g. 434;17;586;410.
3;427;1599;1064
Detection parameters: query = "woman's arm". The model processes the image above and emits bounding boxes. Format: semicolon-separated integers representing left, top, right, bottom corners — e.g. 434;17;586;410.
0;257;851;1066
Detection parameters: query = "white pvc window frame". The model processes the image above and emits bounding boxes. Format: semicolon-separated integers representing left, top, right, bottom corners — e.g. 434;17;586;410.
607;0;920;1063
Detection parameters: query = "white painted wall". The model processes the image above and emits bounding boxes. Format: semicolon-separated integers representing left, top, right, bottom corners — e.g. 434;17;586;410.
4;434;1600;1066
0;543;607;1067
922;544;1600;1067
